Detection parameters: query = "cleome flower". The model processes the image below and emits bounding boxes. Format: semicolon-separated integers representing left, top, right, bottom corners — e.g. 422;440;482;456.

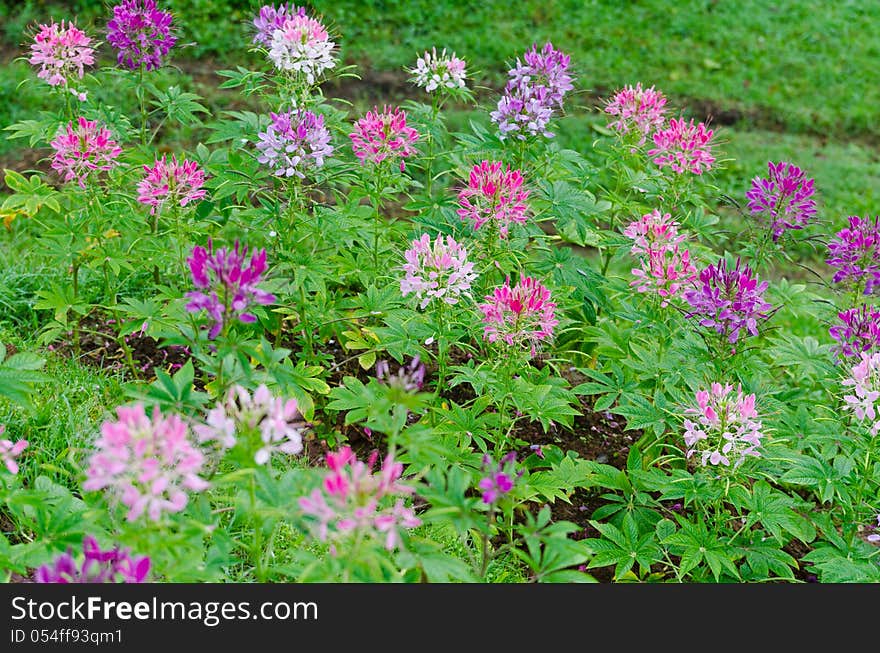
479;274;558;351
684;258;772;344
603;82;668;145
35;535;150;583
137;154;207;215
106;0;176;71
50;117;122;188
28;20;95;98
457;160;530;238
746;161;817;242
252;3;305;47
842;351;880;436
255;109;333;178
623;209;686;256
682;383;764;468
349;105;419;170
825;215;880;297
625;209;696;306
409;47;467;93
83;404;209;522
267;11;336;84
829;305;880;363
506;41;574;110
298;446;421;552
648;117;715;175
185;240;276;340
400;233;477;309
0;425;27;475
375;356;426;393
193;384;304;465
478;452;521;505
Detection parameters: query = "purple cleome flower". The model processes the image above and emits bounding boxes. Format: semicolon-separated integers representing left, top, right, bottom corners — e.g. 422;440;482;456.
829;305;880;363
746;161;817;242
35;535;150;583
255;109;333;178
185;240;276;340
106;0;176;71
252;3;305;47
478;452;521;504
375;356;427;393
826;215;880;296
684;258;773;344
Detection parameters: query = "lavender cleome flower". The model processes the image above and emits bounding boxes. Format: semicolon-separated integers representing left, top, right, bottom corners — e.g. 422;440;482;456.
829;305;880;363
826;215;880;296
255;109;334;178
375;356;426;392
252;3;305;46
746;161;817;242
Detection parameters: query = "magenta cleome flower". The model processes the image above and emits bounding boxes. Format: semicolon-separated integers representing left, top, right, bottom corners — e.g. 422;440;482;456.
349;105;419;170
83;404;209;522
252;3;305;46
457;160;530;238
829;305;880;363
35;535;150;584
603;83;668;145
826;216;880;296
106;0;176;71
137;154;207;215
410;47;467;93
193;384;304;465
255;109;333;178
623;209;686;256
400;233;477;309
267;11;336;84
683;383;764;468
479;274;558;351
50;117;123;188
375;356;426;393
28;20;95;98
0;425;27;475
478;452;520;505
648;117;715;175
298;446;421;551
185;240;276;340
684;258;772;344
746;161;817;242
842;351;880;436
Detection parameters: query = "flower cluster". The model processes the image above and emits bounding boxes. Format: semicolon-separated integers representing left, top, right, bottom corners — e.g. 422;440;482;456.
349;105;419;170
626;210;696;306
106;0;176;71
252;3;305;46
603;83;668;145
826;215;880;296
50;117;123;188
409;47;467;93
457;160;530;238
478;453;520;504
829;305;880;362
648;117;715;175
746;161;817;242
185;240;276;340
683;383;764;468
684;258;772;344
868;515;880;545
298;446;421;551
267;11;335;84
375;356;426;393
0;425;27;475
194;385;304;464
479;275;558;351
400;233;477;309
255;109;333;178
842;351;880;436
490;42;573;140
28;20;94;99
35;535;150;583
137;155;207;215
83;404;209;522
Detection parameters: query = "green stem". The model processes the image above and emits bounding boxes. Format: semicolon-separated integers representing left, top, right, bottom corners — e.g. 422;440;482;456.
249;474;265;582
435;301;447;395
71;260;81;356
138;67;147;147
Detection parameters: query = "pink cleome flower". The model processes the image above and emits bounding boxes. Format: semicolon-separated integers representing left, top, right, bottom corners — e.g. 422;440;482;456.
298;446;421;551
0;425;27;475
603;82;668;145
137;154;207;215
267;11;336;84
400;233;477;309
623;209;686;256
349;105;419;170
648;117;715;175
35;535;150;583
28;20;95;97
625;209;696;306
50;117;123;188
83;404;209;522
479;274;558;351
457;160;530;238
683;383;764;468
842;351;880;436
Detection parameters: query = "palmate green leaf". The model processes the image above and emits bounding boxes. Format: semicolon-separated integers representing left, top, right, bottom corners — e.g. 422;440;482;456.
583;514;660;580
802;545;880;583
612;391;669;437
740;543;797;581
149;85;209;125
3;118;55;146
572;363;637;412
765;335;836;381
0;344;48;406
780;454;849;504
2;169;61;216
511;376;581;431
662;518;742;581
525;454;596;503
729;480;816;545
